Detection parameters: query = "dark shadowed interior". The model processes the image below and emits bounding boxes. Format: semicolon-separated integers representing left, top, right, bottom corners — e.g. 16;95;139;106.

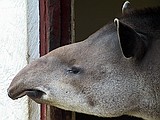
75;0;160;42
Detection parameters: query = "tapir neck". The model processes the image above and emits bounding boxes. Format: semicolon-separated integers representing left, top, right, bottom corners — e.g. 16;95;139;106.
133;62;160;120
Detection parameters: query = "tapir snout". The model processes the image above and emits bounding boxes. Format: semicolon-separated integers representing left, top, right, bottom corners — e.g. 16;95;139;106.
7;1;160;120
8;56;51;100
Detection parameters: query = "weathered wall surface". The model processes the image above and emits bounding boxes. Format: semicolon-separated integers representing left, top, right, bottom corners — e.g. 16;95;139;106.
0;0;40;120
27;0;40;120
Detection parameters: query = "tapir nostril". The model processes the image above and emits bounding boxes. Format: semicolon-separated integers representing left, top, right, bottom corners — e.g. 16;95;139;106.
8;91;16;100
8;89;27;100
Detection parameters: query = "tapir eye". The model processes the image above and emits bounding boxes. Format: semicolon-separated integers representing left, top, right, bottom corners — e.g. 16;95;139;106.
67;66;81;74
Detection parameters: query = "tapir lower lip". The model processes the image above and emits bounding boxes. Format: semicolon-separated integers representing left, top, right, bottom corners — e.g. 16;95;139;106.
8;89;46;100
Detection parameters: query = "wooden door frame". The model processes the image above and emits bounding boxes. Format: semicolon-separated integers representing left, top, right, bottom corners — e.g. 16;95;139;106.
39;0;48;119
39;0;74;120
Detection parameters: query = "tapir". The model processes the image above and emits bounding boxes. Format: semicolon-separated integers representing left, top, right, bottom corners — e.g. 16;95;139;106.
7;1;160;120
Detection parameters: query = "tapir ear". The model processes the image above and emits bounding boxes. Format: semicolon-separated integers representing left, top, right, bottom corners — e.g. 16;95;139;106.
122;1;133;14
114;18;148;59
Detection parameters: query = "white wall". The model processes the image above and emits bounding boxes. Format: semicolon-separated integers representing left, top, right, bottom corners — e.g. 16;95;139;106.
27;0;40;120
0;0;40;120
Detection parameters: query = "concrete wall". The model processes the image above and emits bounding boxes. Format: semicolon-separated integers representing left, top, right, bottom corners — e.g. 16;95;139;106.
0;0;40;120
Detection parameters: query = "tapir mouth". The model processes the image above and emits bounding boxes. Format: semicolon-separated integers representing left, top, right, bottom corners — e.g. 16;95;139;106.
8;89;46;100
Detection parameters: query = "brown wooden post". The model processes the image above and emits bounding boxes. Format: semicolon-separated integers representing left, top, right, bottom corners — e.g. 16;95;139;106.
39;0;49;120
48;0;72;120
40;0;49;56
39;0;72;120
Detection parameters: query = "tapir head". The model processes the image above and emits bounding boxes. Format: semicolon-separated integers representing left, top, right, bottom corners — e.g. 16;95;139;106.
8;2;160;119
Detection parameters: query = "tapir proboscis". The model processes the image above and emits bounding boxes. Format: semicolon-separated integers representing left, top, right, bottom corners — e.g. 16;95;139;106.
7;1;160;120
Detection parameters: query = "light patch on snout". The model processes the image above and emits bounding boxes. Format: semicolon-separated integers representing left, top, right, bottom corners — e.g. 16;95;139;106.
36;82;86;106
34;82;105;116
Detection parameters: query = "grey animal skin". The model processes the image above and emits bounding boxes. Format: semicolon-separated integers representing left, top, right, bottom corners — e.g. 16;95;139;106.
7;1;160;120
